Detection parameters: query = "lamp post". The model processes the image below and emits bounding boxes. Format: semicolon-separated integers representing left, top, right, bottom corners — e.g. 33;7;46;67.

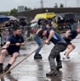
40;0;44;8
65;0;67;7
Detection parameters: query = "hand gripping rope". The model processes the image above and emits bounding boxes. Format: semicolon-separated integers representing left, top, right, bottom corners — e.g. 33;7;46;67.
0;44;44;79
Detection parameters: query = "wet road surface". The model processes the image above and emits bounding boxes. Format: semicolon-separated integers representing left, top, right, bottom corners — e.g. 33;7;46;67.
1;35;80;81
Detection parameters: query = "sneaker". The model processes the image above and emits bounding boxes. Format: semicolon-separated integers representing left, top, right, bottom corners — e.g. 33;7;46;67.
4;66;11;74
34;54;42;59
64;52;66;55
63;56;70;61
56;61;62;70
46;71;57;76
67;56;70;59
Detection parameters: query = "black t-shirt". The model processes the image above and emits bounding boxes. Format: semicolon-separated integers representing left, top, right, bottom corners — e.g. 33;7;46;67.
20;22;27;26
7;34;24;52
64;30;78;43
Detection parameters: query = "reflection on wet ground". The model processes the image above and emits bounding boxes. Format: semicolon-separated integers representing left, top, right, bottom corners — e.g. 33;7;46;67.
0;74;17;81
0;38;80;81
48;71;62;81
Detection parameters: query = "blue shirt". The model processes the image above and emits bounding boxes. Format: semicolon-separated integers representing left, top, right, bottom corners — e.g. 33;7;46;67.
7;34;24;52
41;25;47;30
47;28;66;44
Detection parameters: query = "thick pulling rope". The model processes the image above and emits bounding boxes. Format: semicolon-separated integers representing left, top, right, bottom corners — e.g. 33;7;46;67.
8;44;25;46
0;44;25;51
0;44;44;79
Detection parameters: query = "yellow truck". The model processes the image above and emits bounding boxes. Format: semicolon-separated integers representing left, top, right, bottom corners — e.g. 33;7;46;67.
34;13;60;27
34;13;56;19
33;13;63;31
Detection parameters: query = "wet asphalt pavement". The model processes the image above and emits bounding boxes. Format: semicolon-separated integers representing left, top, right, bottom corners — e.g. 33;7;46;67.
1;35;80;81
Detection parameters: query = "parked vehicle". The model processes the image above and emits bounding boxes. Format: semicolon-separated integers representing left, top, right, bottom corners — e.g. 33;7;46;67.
34;13;56;19
63;13;77;30
52;15;64;30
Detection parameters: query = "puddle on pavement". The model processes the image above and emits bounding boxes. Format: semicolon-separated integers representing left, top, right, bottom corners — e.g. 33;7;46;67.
18;76;50;81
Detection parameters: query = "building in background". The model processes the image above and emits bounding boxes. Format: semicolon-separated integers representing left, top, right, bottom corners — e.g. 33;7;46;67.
18;6;25;12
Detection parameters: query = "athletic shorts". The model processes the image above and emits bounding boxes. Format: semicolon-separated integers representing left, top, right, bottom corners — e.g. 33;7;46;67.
64;37;72;45
6;48;19;56
66;41;72;45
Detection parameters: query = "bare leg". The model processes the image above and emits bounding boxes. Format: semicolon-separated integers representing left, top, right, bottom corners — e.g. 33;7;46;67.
4;52;19;72
0;49;8;72
9;52;19;65
65;44;75;57
0;49;8;63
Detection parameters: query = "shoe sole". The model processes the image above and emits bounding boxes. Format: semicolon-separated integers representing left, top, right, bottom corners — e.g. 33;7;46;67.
46;73;57;77
34;57;42;59
62;59;70;62
46;72;57;77
57;66;62;71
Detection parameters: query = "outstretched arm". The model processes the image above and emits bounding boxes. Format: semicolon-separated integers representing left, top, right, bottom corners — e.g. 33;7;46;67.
65;30;71;38
2;41;10;49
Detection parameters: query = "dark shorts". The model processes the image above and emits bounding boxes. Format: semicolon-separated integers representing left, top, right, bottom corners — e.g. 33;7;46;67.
64;37;72;45
6;48;19;56
66;41;72;45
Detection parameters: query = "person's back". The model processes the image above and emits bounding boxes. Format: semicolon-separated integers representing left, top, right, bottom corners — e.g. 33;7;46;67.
46;28;66;45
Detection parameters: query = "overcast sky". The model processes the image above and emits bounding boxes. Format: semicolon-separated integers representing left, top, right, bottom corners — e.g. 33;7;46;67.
0;0;79;12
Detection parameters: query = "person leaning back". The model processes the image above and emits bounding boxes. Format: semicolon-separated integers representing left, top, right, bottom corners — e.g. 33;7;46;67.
0;27;25;73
